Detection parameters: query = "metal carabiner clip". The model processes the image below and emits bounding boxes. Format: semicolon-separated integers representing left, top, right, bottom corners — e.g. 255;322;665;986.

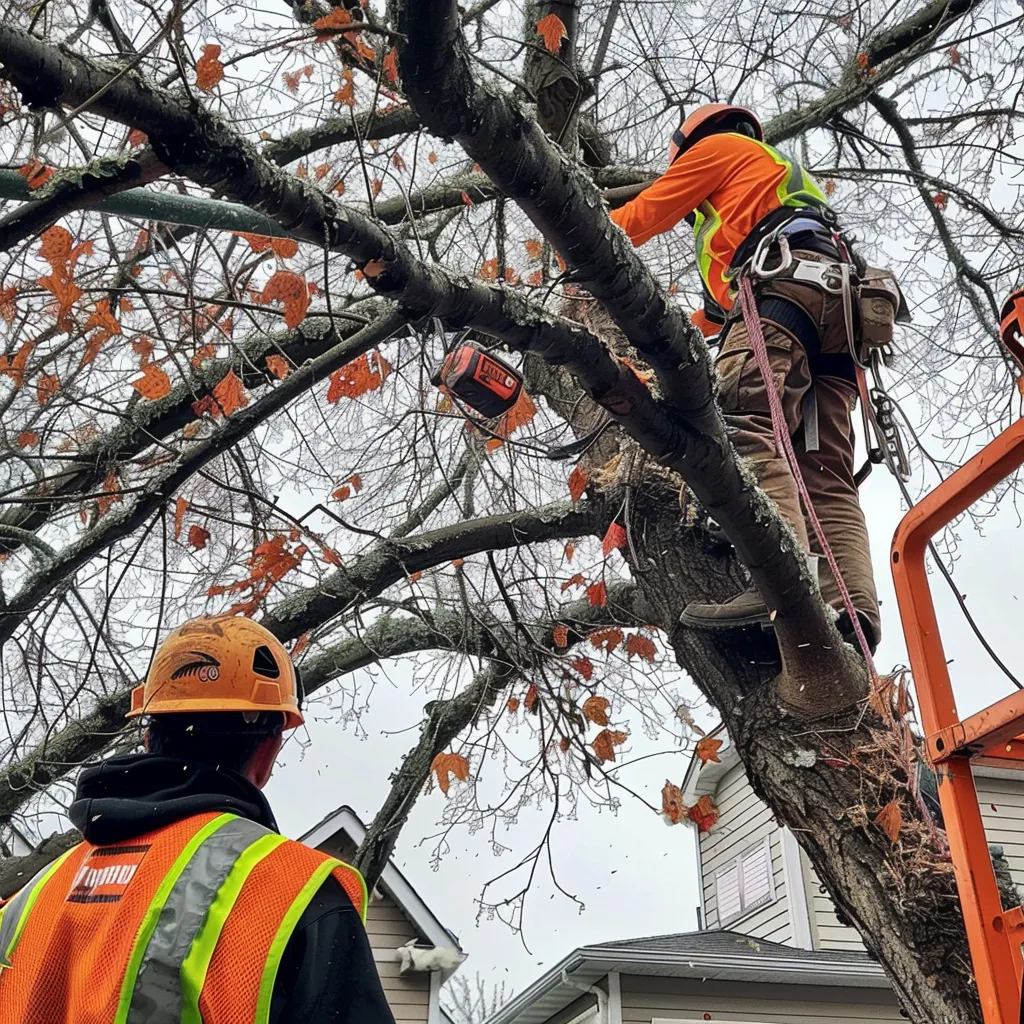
751;233;793;280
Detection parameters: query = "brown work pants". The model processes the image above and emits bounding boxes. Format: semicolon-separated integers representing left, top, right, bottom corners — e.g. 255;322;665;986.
714;257;880;642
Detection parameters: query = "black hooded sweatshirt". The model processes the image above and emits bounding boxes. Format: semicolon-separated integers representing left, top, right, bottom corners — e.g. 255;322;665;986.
68;754;396;1024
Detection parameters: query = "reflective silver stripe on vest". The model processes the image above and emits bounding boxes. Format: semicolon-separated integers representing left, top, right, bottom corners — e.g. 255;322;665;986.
0;853;71;968
126;816;272;1024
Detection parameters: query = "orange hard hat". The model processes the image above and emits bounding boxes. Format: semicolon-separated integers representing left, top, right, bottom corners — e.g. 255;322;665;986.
1000;287;1024;372
668;104;763;165
128;616;304;729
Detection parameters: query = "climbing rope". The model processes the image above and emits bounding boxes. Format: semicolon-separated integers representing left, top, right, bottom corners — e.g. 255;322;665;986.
737;274;878;678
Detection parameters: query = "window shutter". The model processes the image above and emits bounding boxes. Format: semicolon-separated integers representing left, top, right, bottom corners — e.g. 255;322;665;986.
715;860;742;923
741;841;774;910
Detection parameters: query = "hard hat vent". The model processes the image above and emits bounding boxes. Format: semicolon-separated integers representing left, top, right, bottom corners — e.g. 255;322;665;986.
253;645;281;678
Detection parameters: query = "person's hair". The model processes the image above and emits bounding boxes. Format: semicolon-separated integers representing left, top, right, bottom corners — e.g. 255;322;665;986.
146;710;285;774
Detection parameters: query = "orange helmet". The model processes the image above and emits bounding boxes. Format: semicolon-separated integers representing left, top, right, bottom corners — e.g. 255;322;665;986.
128;616;304;729
668;104;763;165
1000;287;1024;373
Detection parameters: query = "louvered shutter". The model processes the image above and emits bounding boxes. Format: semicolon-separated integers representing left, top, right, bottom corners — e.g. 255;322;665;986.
715;859;742;923
740;841;774;910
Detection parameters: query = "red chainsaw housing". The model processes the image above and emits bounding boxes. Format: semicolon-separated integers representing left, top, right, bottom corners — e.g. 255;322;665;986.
434;344;523;418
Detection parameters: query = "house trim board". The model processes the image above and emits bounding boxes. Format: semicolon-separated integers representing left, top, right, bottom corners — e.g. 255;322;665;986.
607;971;622;1024
428;969;442;1024
780;826;813;949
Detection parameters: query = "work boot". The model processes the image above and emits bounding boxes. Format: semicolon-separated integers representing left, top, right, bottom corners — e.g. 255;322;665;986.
680;587;773;629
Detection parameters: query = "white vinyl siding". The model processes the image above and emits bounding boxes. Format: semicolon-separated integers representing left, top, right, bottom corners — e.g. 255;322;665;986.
801;847;866;953
976;770;1024;889
715;839;775;925
699;763;789;943
620;975;902;1022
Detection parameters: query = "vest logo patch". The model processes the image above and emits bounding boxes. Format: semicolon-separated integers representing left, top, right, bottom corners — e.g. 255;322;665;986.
66;844;150;904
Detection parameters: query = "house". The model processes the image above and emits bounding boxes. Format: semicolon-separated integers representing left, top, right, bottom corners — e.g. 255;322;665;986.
486;731;1024;1023
299;805;465;1024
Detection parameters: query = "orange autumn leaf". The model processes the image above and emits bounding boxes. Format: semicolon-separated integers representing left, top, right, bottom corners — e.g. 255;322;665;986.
589;627;623;654
570;655;593;680
0;286;16;324
260;270;309;329
80;299;121;365
524;239;543;260
38;226;91;329
933;192;947;211
568;464;588;502
18;159;54;189
560;572;585;592
132;363;171;401
591;728;627;763
266;354;290;379
192;345;216;368
188;524;210;550
582;695;610;726
409;571;423;583
313;6;353;41
292;632;311;657
875;800;903;844
662;781;686;825
195;44;225;92
392;152;406;172
624;633;657;662
564;541;576;562
602;521;626;557
335;70;355;106
536;12;568;53
37;374;59;406
322;547;343;566
283;69;302;93
587;581;607;607
461;191;473;205
128;128;148;147
553;624;569;648
213;370;248;416
428;151;438;164
314;163;331;180
182;421;203;439
0;340;35;388
430;752;469;795
383;48;399;82
16;431;38;450
695;736;723;764
235;233;299;259
688;794;720;833
96;472;122;517
174;497;189;541
363;259;387;278
856;51;870;70
478;258;499;281
524;682;539;712
326;351;391;403
526;270;543;286
209;534;307;614
506;697;520;713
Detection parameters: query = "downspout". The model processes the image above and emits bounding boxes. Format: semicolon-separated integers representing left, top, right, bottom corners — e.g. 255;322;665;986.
561;970;608;1024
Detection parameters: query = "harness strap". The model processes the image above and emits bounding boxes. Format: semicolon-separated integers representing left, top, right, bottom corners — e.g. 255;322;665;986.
737;275;878;675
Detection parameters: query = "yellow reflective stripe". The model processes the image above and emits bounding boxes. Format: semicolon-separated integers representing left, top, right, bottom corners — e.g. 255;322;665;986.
254;858;339;1024
178;832;288;1024
114;813;237;1024
0;847;76;967
692;200;722;289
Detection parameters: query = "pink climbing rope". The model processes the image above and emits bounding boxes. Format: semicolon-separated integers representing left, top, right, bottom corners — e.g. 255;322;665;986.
737;274;878;678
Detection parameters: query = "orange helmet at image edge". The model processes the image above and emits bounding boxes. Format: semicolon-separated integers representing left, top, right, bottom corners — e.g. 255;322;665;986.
668;103;764;165
128;616;304;729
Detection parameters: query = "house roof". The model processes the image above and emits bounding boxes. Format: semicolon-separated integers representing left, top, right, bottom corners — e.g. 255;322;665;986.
484;929;887;1024
298;805;463;952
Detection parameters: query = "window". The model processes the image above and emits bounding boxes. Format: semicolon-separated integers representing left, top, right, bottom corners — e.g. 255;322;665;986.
714;838;775;925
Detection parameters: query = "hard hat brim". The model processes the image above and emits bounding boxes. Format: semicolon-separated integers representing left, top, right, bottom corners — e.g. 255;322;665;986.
127;685;304;729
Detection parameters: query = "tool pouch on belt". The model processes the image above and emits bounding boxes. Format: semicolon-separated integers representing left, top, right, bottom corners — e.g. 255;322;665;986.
856;266;911;354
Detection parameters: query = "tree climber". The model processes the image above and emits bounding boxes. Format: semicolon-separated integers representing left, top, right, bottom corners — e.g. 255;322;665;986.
0;616;397;1024
610;103;899;653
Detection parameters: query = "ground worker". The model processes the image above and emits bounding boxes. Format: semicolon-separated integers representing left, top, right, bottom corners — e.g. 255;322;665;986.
610;103;884;652
0;616;396;1024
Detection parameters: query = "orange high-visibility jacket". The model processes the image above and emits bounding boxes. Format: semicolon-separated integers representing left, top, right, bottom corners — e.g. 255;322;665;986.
610;132;830;311
0;811;368;1024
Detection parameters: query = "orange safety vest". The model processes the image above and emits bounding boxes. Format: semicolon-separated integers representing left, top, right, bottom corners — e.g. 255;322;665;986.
610;132;830;312
0;811;368;1024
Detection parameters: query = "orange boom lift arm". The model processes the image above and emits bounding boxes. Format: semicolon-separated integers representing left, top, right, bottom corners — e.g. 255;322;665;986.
892;288;1024;1024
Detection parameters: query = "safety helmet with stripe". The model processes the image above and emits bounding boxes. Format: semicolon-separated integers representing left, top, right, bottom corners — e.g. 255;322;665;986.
128;616;304;729
668;103;764;166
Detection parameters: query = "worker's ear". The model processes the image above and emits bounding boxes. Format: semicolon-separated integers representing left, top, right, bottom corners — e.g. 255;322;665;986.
247;732;285;789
